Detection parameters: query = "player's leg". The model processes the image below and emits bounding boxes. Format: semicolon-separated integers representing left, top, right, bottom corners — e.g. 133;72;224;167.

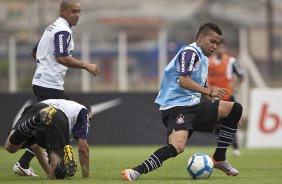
122;106;192;181
15;86;63;177
41;110;77;179
213;101;242;175
7;105;40;175
5;130;24;153
193;100;242;176
122;142;179;181
32;85;68;102
228;96;241;156
213;101;242;160
5;104;43;153
124;130;186;177
5;104;56;153
8;104;56;176
13;147;38;176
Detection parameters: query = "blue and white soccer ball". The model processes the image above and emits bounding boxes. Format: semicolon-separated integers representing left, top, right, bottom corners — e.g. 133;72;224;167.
186;153;214;179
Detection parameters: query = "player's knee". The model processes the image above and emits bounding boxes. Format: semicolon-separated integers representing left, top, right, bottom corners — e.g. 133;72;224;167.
174;145;186;154
170;139;186;154
222;102;243;127
230;102;243;122
4;142;17;153
4;136;13;153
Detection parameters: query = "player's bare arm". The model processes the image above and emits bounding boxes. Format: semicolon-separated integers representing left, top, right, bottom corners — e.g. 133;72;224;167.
49;152;62;179
77;138;89;178
178;75;211;96
179;75;228;99
56;56;100;76
31;144;50;176
210;87;228;99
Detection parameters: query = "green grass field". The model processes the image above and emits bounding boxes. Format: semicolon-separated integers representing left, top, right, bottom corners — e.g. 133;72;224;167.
0;146;281;184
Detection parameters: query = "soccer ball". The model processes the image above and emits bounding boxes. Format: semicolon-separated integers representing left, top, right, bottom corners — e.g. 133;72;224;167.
186;153;214;179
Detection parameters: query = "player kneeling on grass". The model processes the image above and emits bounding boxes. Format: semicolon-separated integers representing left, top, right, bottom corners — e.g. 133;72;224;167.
122;23;243;181
4;99;93;179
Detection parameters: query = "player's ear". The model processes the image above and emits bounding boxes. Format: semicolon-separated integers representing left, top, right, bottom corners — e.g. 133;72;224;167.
88;112;94;125
198;33;206;42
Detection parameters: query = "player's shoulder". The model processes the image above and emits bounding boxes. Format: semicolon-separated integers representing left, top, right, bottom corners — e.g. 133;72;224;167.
182;45;197;52
182;44;203;59
53;17;72;34
179;46;201;62
180;46;198;56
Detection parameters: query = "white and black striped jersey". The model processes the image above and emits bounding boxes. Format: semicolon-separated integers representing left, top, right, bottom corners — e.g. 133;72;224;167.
32;17;74;90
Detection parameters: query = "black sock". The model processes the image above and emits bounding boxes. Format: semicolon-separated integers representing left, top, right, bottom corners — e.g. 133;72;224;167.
133;144;177;174
213;102;242;161
18;147;35;169
214;125;237;161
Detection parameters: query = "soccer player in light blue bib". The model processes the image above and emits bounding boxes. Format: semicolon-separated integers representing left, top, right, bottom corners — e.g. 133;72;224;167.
122;23;243;181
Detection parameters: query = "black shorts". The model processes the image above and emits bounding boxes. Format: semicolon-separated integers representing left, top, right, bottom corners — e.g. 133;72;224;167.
161;100;219;137
14;103;69;156
35;109;69;157
32;85;68;102
13;103;49;148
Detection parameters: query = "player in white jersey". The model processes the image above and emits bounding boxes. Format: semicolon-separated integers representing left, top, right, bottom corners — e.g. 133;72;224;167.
32;0;100;101
5;99;93;179
122;23;243;181
14;0;99;177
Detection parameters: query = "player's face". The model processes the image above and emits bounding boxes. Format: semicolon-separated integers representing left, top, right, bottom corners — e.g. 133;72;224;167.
199;31;222;57
61;2;81;27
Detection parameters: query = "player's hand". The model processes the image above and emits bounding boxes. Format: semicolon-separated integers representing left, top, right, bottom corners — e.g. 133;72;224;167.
86;64;100;76
210;87;228;99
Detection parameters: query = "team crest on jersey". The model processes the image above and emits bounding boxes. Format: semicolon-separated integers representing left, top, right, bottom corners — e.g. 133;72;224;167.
176;114;185;124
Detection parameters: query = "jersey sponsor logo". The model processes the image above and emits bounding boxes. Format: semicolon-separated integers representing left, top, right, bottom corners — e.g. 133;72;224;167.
181;52;186;72
176;114;185;124
188;52;196;71
59;34;64;53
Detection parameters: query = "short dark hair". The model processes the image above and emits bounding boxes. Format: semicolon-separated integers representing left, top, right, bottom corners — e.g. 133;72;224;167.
60;0;79;10
196;23;222;39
